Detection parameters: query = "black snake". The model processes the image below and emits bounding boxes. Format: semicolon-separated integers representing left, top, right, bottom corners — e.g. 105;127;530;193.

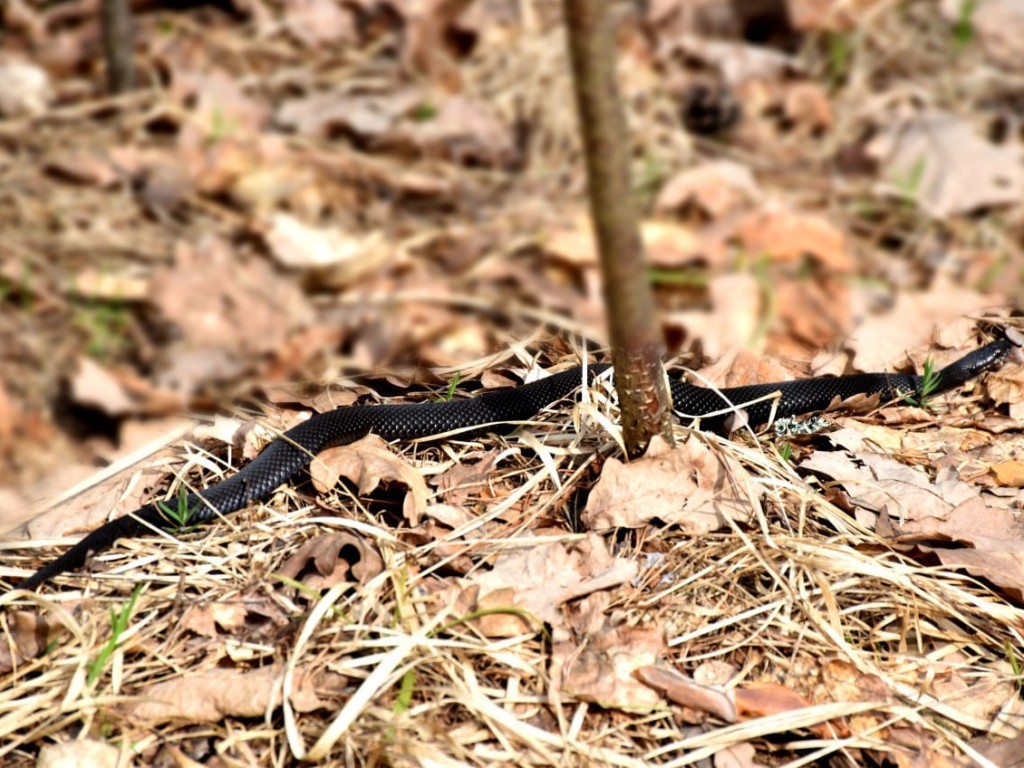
19;336;1013;590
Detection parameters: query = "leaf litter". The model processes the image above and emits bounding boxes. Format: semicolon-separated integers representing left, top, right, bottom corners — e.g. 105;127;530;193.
2;0;1024;766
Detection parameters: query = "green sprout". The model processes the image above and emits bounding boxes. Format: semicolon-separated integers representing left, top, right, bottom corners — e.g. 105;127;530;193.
894;155;927;210
826;31;852;87
778;441;793;464
952;0;977;53
633;152;669;211
647;267;708;287
207;103;237;143
906;356;940;407
1006;640;1023;692
918;356;940;404
87;583;143;685
73;299;131;360
411;102;438;122
157;487;199;531
432;373;462;403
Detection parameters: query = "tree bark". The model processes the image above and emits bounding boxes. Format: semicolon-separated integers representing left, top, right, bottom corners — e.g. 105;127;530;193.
102;0;135;94
563;0;674;457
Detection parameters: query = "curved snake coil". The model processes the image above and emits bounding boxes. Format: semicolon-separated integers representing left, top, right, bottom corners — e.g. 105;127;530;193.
19;337;1012;590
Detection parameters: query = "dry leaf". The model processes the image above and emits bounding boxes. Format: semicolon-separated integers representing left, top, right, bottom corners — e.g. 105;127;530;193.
665;272;763;360
737;207;851;272
969;0;1024;72
431;450;500;506
867;110;1024;217
0;58;52;117
991;459;1024;487
848;286;994;375
43;150;121;187
180;602;249;638
801;446;1024;599
400;96;517;169
312;434;429;525
786;0;884;31
714;742;764;768
654;160;762;219
735;682;849;738
277;88;422;140
395;0;474;89
69;356;135;417
263;213;393;280
555;622;667;711
0;610;63;675
969;733;1024;767
69;267;150;302
283;0;356;46
277;532;384;588
584;435;758;532
127;663;344;722
37;740;119;768
444;534;637;639
150;237;310;394
635;666;738;722
0;378;13;445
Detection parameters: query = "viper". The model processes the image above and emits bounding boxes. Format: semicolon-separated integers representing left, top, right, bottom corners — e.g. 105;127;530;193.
18;335;1014;590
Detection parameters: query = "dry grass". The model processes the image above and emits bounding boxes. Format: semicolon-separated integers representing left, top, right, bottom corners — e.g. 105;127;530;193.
4;348;1023;765
3;1;1024;766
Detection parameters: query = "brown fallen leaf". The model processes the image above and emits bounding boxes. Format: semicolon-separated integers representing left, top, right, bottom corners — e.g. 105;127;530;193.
399;95;518;169
664;272;762;361
311;434;429;525
69;267;150;302
774;276;851;350
443;533;637;639
787;0;885;31
0;58;52;117
991;459;1024;487
985;359;1024;421
43;149;121;187
276;88;423;141
554;620;667;711
263;213;393;280
634;666;738;722
583;435;758;532
69;356;136;417
654;160;761;220
867;110;1024;218
0;610;64;675
817;659;891;738
150;237;311;395
277;532;384;589
801;446;1024;599
430;450;501;507
714;742;764;768
126;663;346;722
941;0;1024;72
37;740;119;768
735;682;850;738
179;602;249;639
282;0;356;46
782;81;833;134
924;651;1022;727
736;206;852;273
969;733;1024;767
395;0;474;90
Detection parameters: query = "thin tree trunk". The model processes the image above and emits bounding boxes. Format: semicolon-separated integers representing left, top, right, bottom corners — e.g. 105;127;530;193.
564;0;674;458
102;0;135;93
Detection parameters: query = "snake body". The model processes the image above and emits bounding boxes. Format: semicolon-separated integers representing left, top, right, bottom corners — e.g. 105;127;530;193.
20;338;1012;590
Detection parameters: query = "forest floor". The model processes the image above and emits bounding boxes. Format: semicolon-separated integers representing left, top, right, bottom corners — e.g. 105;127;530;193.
2;0;1024;765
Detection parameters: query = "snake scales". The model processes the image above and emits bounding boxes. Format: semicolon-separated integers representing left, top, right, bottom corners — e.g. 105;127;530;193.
19;336;1013;590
